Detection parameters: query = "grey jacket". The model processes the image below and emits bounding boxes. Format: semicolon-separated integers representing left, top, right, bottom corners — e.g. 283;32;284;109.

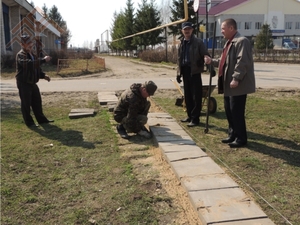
213;32;256;96
177;35;209;75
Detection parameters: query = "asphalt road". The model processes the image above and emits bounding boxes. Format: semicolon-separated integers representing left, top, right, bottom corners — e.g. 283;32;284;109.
1;60;299;93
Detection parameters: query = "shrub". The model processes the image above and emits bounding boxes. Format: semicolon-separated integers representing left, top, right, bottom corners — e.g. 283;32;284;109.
1;54;15;69
49;50;68;66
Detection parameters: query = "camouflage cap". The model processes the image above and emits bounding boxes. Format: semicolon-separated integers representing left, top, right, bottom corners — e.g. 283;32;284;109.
144;80;157;96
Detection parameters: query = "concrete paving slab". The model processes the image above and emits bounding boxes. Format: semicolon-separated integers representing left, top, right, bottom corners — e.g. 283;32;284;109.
188;188;268;224
158;144;206;154
215;218;275;225
163;147;207;162
181;174;239;192
97;92;118;105
150;123;186;131
150;126;189;136
158;141;197;148
148;112;173;118
155;135;195;144
170;157;225;178
68;108;95;119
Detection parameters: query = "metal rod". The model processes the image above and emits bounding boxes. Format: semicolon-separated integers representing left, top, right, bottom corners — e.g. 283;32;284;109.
204;21;216;134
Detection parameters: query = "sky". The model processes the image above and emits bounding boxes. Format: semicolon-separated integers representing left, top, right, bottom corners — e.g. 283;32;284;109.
31;0;143;48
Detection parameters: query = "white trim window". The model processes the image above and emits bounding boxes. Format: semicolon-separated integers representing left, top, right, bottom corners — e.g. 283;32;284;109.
285;22;292;29
245;22;252;30
255;22;262;30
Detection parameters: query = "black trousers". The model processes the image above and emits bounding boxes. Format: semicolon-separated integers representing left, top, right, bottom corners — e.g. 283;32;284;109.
224;94;247;142
17;81;48;125
182;66;202;123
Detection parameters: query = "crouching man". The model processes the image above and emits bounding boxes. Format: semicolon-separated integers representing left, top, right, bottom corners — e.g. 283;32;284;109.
114;81;157;139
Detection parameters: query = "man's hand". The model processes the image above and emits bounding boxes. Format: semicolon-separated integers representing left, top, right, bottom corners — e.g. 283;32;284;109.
230;79;238;88
176;75;182;84
204;55;212;64
44;75;51;82
43;56;51;62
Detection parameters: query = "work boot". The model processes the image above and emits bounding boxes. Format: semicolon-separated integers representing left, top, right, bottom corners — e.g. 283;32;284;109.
138;130;152;138
116;124;129;139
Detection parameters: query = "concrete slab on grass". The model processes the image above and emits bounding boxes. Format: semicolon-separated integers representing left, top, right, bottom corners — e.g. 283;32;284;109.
181;174;239;191
97;92;118;105
216;218;275;225
149;122;183;130
188;188;268;224
69;108;95;119
170;157;225;178
150;126;189;136
162;146;207;162
158;141;197;148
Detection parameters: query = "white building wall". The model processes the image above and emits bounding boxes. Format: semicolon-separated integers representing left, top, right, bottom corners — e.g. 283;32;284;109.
198;0;300;47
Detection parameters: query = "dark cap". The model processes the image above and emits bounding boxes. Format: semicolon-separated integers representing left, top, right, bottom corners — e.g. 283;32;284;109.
182;22;193;30
144;80;157;96
20;35;33;44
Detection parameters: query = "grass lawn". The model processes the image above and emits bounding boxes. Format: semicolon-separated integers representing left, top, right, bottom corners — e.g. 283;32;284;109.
1;93;183;224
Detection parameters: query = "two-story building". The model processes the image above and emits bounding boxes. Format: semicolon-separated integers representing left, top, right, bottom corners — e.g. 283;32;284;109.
195;0;300;48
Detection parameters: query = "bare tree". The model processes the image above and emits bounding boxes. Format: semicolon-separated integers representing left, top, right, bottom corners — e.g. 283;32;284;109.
158;0;171;24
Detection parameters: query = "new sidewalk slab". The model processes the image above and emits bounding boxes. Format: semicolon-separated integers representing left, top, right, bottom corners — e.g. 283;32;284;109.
148;112;275;225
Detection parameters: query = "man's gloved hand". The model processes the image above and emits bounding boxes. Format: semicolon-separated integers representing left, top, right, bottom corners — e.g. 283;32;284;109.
176;75;182;83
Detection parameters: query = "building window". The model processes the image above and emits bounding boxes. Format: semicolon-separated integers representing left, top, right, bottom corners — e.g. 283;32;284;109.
245;22;252;30
255;22;262;30
237;22;241;30
2;3;11;50
296;22;300;29
285;22;292;29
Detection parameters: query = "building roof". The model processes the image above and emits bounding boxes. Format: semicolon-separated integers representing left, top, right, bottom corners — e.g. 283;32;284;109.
198;0;250;16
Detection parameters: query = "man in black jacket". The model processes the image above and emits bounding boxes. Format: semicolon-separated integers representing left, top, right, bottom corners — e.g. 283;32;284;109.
177;22;211;127
16;35;53;127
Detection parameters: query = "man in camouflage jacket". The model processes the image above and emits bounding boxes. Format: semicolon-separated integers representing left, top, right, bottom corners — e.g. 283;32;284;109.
113;81;157;139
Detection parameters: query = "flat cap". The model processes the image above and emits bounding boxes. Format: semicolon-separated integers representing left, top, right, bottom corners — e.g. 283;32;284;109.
182;22;193;30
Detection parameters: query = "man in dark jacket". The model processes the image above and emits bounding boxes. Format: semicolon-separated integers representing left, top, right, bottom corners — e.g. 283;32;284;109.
177;22;211;127
113;81;157;139
16;35;53;127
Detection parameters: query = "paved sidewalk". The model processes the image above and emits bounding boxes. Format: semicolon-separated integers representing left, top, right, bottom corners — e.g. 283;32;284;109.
98;92;275;225
147;112;275;225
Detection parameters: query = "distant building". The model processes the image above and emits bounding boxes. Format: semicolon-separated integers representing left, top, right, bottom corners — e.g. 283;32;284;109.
1;0;63;57
195;0;300;48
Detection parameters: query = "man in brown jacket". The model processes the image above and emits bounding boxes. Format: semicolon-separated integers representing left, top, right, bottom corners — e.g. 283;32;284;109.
208;18;256;148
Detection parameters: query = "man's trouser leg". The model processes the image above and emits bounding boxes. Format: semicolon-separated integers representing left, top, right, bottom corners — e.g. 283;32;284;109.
17;82;35;125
